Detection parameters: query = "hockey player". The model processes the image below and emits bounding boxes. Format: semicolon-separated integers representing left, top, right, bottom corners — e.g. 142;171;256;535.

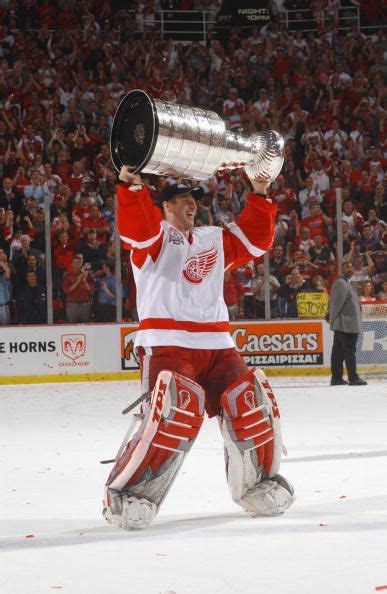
103;166;295;529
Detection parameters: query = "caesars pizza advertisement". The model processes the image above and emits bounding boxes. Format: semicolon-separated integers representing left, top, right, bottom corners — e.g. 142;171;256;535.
121;321;324;369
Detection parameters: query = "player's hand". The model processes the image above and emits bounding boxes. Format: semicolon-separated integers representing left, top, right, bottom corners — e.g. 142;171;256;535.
251;179;270;196
119;166;142;185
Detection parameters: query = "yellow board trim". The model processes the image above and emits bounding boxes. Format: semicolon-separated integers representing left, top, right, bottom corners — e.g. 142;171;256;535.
0;365;384;385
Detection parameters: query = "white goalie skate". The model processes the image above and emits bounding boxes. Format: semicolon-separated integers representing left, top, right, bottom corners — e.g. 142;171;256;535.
103;488;157;530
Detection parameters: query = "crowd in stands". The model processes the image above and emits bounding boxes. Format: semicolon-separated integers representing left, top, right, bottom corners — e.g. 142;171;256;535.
0;0;386;325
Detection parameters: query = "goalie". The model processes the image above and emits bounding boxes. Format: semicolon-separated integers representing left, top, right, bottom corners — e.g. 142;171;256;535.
103;167;295;529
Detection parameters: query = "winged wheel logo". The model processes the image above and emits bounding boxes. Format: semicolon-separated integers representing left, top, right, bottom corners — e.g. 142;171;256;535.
183;245;218;284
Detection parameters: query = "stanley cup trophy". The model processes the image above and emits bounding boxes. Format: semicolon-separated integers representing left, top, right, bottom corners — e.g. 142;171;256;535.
110;89;284;183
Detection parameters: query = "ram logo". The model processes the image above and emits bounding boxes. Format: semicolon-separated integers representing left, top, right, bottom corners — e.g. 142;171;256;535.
61;334;86;361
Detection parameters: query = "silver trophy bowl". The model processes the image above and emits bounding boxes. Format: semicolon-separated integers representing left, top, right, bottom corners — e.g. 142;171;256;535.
111;90;284;183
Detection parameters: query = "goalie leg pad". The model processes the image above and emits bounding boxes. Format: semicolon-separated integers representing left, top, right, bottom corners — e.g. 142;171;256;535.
103;370;205;529
221;367;295;515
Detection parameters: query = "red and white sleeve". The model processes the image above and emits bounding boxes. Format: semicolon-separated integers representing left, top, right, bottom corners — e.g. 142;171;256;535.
222;193;277;271
117;184;163;250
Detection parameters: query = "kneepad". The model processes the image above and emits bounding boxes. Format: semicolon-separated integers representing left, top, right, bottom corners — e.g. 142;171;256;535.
221;367;294;515
104;370;205;527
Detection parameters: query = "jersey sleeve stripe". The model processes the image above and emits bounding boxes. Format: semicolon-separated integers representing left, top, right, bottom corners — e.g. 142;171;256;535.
226;222;266;258
139;318;230;333
120;227;163;249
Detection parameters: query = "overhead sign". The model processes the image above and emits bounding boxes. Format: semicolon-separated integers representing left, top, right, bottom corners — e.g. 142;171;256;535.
217;1;271;26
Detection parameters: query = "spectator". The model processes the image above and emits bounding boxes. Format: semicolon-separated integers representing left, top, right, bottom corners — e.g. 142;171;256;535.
0;208;13;256
270;243;287;281
12;234;42;278
309;234;334;273
78;227;107;273
24;170;51;205
223;269;243;321
252;262;281;319
0;248;12;325
279;267;306;318
309;275;328;294
296;226;314;255
359;223;382;252
309;157;331;193
301;203;332;242
360;280;376;303
270;174;297;215
223;88;245;130
298;176;323;220
16;271;47;324
0;177;23;215
94;261;116;323
62;254;95;323
82;203;110;241
370;251;387;293
195;192;213;227
342;200;364;236
376;280;387;301
212;194;235;226
235;261;256;319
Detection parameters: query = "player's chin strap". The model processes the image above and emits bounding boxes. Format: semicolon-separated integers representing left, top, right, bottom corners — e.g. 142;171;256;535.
103;370;205;530
220;367;295;516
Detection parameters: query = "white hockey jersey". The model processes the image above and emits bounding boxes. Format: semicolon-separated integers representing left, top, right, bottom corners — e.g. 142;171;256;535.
118;185;277;349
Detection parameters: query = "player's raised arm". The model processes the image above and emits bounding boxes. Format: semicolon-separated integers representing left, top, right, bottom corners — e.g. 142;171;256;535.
117;166;163;250
222;179;278;270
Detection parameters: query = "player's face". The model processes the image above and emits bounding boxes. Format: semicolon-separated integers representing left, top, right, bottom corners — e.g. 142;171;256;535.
164;194;197;234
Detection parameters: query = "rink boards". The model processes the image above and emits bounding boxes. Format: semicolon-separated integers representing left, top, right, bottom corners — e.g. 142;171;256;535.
0;319;385;384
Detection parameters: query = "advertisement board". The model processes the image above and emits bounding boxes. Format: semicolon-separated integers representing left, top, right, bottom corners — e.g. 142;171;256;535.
358;321;387;368
2;317;383;384
120;320;325;370
121;327;139;370
231;321;324;366
0;325;113;379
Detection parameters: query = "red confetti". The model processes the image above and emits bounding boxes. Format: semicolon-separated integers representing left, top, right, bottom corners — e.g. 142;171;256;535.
375;587;387;591
25;534;35;538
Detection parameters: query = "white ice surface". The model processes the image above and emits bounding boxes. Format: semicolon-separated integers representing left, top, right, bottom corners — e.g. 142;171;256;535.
1;377;387;594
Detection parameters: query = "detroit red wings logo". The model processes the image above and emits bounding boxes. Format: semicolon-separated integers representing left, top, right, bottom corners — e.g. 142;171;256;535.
183;245;218;284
